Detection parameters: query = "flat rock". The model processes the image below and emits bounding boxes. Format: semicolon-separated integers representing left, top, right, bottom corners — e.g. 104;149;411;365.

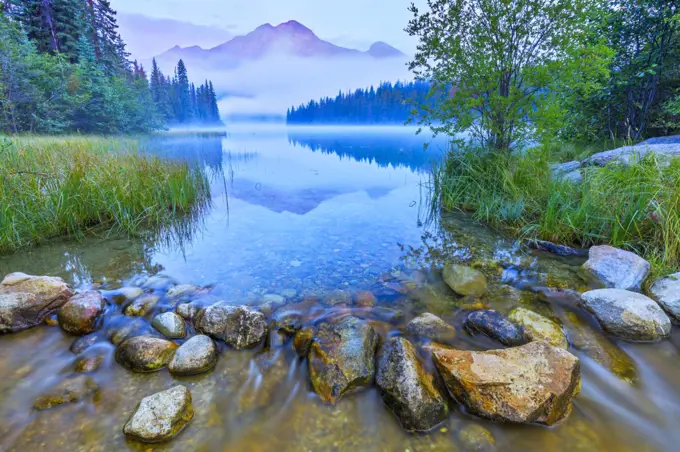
464;310;526;346
194;303;267;349
123;385;193;443
169;335;217;376
308;316;379;405
508;307;568;349
582;246;650;291
376;337;449;432
57;291;105;335
406;312;456;344
115;336;178;372
442;264;487;297
581;289;671;341
152;312;186;339
33;375;99;410
648;272;680;323
427;341;580;425
0;273;73;333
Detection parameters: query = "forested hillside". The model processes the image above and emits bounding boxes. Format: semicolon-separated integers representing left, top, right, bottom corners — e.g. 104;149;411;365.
0;1;221;134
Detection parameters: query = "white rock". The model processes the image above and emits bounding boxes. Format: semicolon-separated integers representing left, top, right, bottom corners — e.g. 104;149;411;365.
648;272;680;323
123;385;193;443
582;245;650;291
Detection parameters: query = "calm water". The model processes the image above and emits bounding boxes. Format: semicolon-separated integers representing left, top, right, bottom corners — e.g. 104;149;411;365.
0;126;678;451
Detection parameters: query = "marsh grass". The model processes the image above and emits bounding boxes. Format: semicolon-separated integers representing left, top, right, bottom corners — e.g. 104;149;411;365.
0;136;210;253
432;145;680;279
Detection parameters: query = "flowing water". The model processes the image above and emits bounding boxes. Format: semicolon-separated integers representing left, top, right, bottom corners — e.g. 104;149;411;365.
0;126;678;451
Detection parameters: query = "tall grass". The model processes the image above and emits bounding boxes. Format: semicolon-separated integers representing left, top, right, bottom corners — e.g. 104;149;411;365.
432;146;680;279
0;136;210;252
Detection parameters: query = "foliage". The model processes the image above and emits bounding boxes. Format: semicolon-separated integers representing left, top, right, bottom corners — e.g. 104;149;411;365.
0;136;210;252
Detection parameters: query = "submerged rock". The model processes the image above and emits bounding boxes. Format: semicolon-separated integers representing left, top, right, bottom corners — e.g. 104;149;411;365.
293;327;314;357
124;294;161;317
464;310;526;346
508;307;568;349
648;272;680;323
428;341;581;425
169;335;217;376
354;291;377;307
152;312;186;339
33;375;99;410
0;273;73;333
57;291;105;335
115;336;178;372
406;313;456;344
458;424;496;451
442;264;487;297
527;239;588;257
108;317;152;346
582;245;650;291
308;316;379;405
323;289;352;306
142;274;178;291
123;385;193;443
194;303;268;349
376;337;449;432
70;334;101;354
580;289;671;341
167;284;204;298
74;355;105;373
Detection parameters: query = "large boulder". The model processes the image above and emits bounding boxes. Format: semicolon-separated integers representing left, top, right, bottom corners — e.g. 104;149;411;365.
405;312;456;344
194;303;267;349
648;272;680;323
123;385;193;443
169;335;217;376
308;316;379;405
151;312;186;339
376;337;449;432
33;375;99;410
580;289;671;341
442;264;487;297
508;307;568;349
57;291;105;335
582;144;680;167
0;273;73;333
115;336;178;372
582;246;650;291
427;341;581;425
464;310;526;346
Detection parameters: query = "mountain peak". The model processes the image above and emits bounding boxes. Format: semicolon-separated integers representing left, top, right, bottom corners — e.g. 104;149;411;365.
368;41;405;58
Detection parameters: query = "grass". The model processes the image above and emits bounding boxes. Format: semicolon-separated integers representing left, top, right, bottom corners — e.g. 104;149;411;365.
0;135;211;253
431;144;680;280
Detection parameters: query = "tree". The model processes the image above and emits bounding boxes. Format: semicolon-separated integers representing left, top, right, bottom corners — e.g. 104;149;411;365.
406;0;608;151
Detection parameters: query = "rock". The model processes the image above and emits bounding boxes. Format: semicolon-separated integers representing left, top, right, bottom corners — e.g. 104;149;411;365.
57;291;105;335
458;424;496;451
526;239;588;257
508;307;568;349
280;289;297;299
323;289;352;306
582;246;651;291
115;336;178;373
442;264;487;297
580;289;671;341
637;136;680;145
74;355;104;373
551;160;581;175
123;385;193;443
124;294;161;316
354;291;377;307
33;375;99;410
262;293;286;307
648;272;680;323
308;316;379;404
0;273;73;333
111;286;144;302
169;335;217;376
194;303;267;349
142;274;178;291
176;302;200;320
582;144;680;167
428;341;580;425
406;313;456;344
167;284;202;298
151;312;186;339
463;310;526;346
562;169;583;184
376;337;449;432
293;327;314;357
70;334;101;354
108;318;151;346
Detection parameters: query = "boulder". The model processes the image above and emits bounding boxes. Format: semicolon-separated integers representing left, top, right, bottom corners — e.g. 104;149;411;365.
115;336;178;372
57;291;105;335
582;245;650;291
176;302;200;320
580;289;671;341
508;307;568;349
442;264;487;297
194;303;267;349
648;272;680;323
376;337;449;432
151;312;186;339
551;161;583;184
308;316;379;404
0;273;73;333
124;294;161;316
33;375;99;410
582;144;680;167
464;310;526;346
406;313;456;344
168;335;217;376
123;385;193;443
427;341;580;425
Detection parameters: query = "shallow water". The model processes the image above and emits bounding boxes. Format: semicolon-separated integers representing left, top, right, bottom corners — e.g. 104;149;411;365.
0;126;679;451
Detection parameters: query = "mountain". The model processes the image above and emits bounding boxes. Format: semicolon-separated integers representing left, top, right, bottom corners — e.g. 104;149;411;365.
367;42;406;59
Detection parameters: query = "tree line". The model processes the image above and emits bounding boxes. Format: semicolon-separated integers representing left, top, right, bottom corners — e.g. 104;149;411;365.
0;1;221;134
286;81;437;125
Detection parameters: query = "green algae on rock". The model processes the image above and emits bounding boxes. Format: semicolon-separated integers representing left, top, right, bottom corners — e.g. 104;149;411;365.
115;335;178;373
33;374;100;410
508;307;569;349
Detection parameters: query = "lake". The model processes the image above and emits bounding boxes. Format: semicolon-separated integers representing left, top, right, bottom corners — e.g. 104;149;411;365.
0;126;678;451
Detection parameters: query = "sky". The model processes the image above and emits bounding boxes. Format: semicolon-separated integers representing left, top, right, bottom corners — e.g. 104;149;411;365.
110;0;426;53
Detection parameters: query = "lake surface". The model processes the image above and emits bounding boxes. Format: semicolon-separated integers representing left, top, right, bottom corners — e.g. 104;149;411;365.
0;126;678;451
